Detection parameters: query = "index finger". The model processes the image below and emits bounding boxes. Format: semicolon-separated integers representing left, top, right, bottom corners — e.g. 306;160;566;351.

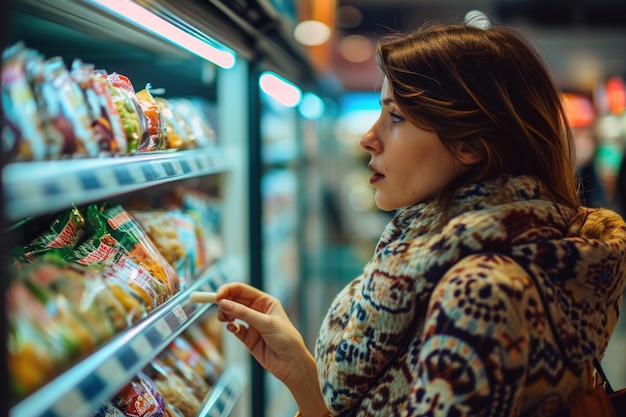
216;282;274;308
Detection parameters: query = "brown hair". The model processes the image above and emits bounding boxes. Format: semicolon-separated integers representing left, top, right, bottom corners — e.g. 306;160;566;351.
376;23;580;211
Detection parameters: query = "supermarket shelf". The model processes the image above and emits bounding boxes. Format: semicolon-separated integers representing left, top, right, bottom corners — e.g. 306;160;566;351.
10;257;242;417
2;147;232;221
198;366;247;417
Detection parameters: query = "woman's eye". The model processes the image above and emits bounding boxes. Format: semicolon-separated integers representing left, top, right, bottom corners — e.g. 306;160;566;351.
389;112;404;123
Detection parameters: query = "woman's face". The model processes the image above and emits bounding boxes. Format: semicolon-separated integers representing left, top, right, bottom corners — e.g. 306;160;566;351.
360;77;468;211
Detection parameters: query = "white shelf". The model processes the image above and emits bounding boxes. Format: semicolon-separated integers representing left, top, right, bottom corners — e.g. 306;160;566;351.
10;258;245;417
2;148;232;221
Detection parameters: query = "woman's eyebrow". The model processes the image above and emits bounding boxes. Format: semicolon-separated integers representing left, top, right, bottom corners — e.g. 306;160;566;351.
380;98;394;106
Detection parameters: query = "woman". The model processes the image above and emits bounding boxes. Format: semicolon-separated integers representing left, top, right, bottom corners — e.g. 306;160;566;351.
213;22;626;416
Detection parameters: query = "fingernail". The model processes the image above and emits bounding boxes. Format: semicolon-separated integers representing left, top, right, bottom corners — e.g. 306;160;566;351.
219;299;234;311
226;322;240;333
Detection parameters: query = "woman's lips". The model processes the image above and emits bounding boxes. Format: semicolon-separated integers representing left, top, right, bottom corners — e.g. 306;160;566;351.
369;172;384;184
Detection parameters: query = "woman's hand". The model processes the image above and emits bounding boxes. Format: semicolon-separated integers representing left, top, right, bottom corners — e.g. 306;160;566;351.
215;282;329;417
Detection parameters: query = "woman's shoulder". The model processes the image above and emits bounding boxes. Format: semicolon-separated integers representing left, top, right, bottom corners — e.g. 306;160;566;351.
426;253;544;348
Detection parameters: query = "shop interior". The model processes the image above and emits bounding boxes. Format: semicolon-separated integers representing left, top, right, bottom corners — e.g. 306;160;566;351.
2;1;626;417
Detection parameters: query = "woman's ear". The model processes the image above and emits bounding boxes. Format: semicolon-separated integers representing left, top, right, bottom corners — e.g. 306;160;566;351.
455;142;482;165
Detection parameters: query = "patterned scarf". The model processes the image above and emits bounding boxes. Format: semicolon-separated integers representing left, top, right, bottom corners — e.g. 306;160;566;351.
315;174;626;416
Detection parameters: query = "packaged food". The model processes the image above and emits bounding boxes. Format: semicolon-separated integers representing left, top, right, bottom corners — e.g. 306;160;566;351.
130;210;204;282
130;211;187;272
26;260;124;342
168;336;219;386
71;60;128;154
154;97;192;150
15;206;86;262
182;323;224;374
7;260;108;399
42;56;97;156
86;203;181;296
169;98;216;147
144;361;202;417
1;42;48;161
136;86;167;151
157;349;210;401
108;73;150;152
71;233;161;313
7;278;61;400
111;374;165;417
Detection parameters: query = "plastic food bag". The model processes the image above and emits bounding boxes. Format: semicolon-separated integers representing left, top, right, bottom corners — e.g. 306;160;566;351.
108;73;150;152
87;203;182;296
6;260;125;400
136;86;167;151
1;42;48;160
71;60;128;154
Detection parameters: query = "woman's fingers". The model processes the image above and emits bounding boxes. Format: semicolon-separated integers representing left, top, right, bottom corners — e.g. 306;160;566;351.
216;298;275;332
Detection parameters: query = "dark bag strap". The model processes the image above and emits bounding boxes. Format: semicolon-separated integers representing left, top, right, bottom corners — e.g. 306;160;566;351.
593;358;615;394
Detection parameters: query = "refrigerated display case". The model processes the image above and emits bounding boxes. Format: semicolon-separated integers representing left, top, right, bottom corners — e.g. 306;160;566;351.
2;0;253;416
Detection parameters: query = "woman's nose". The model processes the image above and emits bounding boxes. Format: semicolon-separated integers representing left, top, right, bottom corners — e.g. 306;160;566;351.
360;125;379;153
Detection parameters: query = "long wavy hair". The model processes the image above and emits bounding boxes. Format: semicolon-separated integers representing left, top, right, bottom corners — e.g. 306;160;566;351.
376;22;580;212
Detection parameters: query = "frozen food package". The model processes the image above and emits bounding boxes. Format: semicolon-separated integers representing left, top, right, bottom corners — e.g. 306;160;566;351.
108;73;151;152
168;336;219;386
86;203;181;296
1;42;48;161
130;210;187;272
144;361;202;417
7;260;106;400
15;206;86;263
71;233;161;313
169;98;216;147
71;60;128;154
182;323;224;373
154;97;190;149
111;374;165;417
136;86;167;151
157;349;210;401
131;209;205;281
167;210;207;274
25;259;125;341
42;56;97;157
179;189;223;266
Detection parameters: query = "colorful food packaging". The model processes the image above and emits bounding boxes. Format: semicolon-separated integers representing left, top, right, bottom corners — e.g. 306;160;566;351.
41;56;97;157
181;324;224;375
71;60;128;154
1;42;48;161
15;206;86;263
86;203;181;296
130;211;187;273
169;98;216;147
156;349;210;401
130;209;206;282
6;260;126;400
108;73;150;152
144;361;202;417
168;336;219;386
136;86;167;151
154;97;188;150
72;233;163;312
111;373;166;417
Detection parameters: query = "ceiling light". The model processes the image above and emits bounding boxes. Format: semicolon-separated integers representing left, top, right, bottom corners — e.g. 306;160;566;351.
259;72;302;107
87;0;236;69
294;20;331;46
